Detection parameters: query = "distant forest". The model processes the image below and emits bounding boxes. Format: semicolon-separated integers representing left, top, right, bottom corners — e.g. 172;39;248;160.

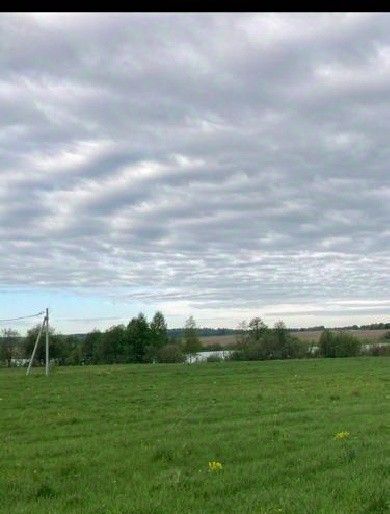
169;322;390;337
71;322;390;341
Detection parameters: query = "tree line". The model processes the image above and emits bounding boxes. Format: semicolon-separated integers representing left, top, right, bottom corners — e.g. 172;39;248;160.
0;313;202;366
1;314;389;367
231;318;389;361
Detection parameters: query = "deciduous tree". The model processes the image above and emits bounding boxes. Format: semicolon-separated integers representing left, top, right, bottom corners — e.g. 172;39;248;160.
0;329;19;367
183;315;202;355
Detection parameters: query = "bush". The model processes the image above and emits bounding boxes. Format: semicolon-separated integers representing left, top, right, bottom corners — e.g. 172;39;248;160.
319;330;361;358
305;340;320;358
366;344;390;357
229;350;246;361
156;344;185;363
206;354;222;362
230;329;306;361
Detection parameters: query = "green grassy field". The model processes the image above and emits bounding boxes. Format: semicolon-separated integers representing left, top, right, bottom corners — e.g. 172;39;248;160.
1;358;389;514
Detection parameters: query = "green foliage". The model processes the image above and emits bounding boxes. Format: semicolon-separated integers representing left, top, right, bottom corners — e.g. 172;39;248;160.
319;330;362;358
366;344;390;357
98;325;127;363
23;324;67;363
12;315;387;368
82;330;102;364
206;354;222;362
55;334;83;365
127;313;151;363
306;340;320;358
318;329;334;357
24;311;169;366
149;311;168;358
0;329;20;366
78;312;166;365
183;315;202;355
248;316;268;340
232;318;305;361
156;343;185;363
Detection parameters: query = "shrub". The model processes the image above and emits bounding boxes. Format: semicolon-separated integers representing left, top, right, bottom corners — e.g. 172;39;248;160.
206;354;222;362
367;344;390;357
229;350;246;361
306;340;320;358
319;330;361;358
318;330;334;357
156;344;185;363
229;328;306;361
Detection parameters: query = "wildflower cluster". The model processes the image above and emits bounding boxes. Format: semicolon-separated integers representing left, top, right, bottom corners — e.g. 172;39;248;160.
208;461;223;472
334;431;350;440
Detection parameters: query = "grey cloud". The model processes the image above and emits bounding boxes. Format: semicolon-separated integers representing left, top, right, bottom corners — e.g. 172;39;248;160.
0;13;389;324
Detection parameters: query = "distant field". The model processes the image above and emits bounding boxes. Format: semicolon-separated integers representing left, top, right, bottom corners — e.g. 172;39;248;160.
200;329;388;348
292;329;388;343
0;358;389;513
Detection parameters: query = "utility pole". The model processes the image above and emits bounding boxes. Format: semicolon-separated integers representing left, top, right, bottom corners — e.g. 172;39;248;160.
26;313;46;376
45;308;49;376
26;308;49;376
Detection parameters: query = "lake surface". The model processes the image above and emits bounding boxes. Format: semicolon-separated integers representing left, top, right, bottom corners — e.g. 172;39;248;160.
186;350;234;363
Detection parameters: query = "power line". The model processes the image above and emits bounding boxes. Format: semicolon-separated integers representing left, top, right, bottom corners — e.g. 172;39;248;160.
0;311;45;323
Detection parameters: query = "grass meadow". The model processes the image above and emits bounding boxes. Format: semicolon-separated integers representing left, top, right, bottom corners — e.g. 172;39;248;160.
1;358;389;513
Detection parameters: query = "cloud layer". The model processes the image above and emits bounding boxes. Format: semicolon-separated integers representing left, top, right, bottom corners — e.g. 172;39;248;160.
1;13;389;326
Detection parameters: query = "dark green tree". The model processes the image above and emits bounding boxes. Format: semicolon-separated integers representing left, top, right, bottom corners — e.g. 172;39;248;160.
82;330;103;364
127;313;151;362
150;311;168;352
319;330;361;358
231;317;304;361
183;315;202;355
0;329;20;367
248;317;268;343
156;344;185;363
100;325;127;363
319;329;335;358
60;335;83;365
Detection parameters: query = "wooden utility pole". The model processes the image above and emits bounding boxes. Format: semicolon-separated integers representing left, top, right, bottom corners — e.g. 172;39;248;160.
45;308;49;376
26;308;49;376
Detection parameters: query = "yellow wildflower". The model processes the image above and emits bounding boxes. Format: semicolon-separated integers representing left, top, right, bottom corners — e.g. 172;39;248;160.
208;461;223;471
334;431;350;440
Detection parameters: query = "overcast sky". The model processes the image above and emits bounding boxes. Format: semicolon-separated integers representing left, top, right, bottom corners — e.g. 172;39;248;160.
0;13;389;333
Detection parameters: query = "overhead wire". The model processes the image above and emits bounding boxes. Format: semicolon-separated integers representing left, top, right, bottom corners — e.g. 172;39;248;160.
0;311;45;323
